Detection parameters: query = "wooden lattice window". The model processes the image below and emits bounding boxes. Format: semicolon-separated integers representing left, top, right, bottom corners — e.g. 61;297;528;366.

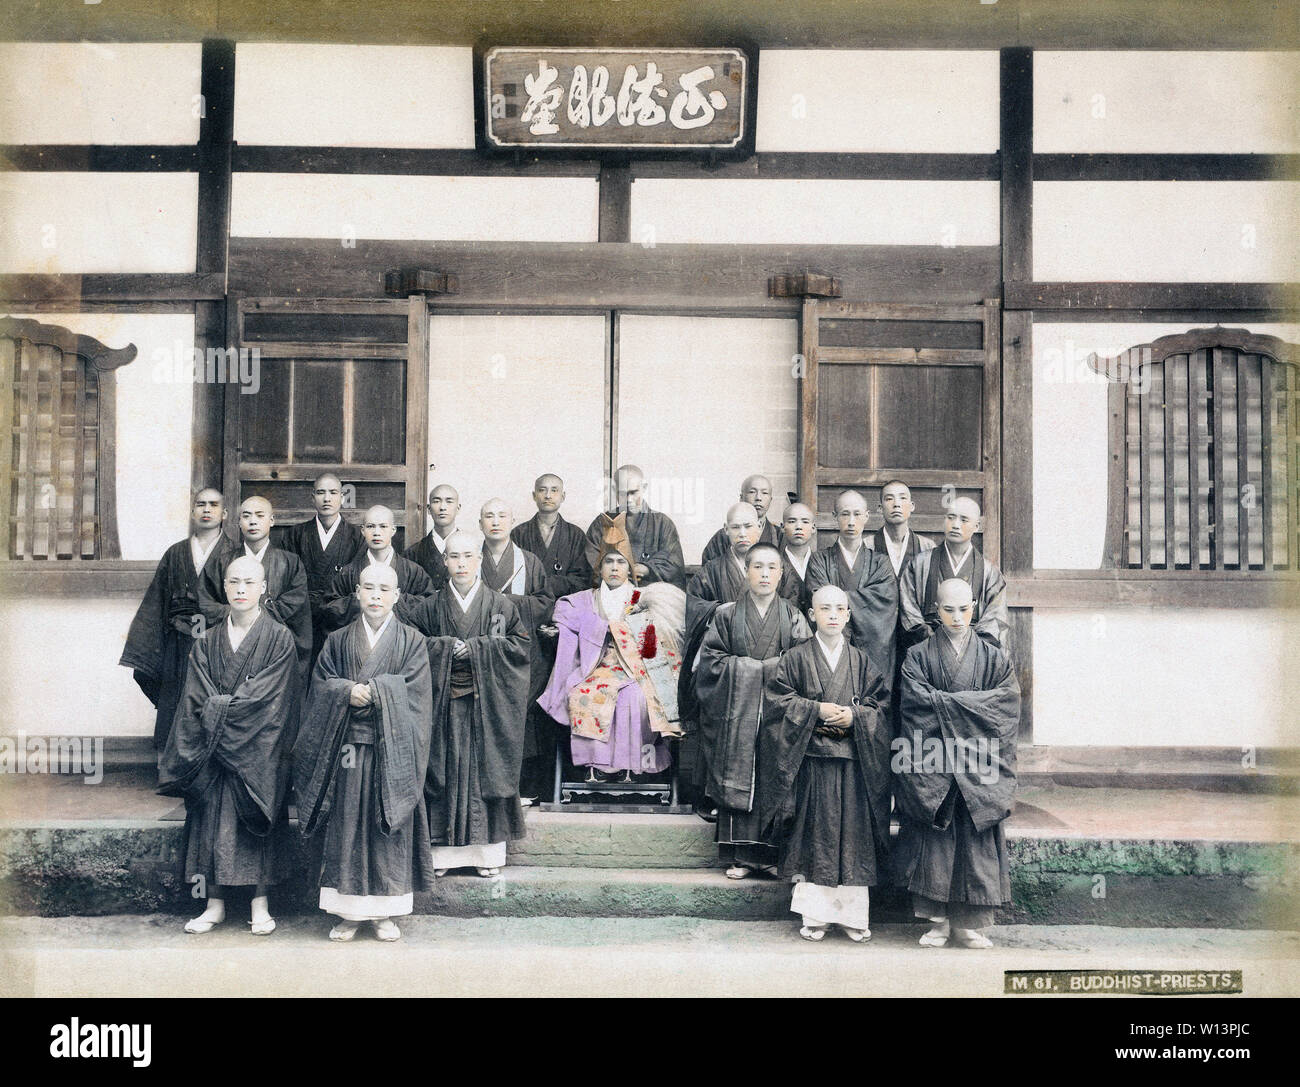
1091;327;1298;571
0;317;137;561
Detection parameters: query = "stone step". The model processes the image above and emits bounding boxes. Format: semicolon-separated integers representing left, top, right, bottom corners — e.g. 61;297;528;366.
2;820;1294;927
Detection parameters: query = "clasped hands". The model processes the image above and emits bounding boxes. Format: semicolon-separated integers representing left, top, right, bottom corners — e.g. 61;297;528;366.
349;682;374;708
815;701;853;738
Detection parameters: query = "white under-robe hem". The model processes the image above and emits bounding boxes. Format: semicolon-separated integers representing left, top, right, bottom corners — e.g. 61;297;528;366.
790;881;870;930
431;840;507;869
319;886;412;921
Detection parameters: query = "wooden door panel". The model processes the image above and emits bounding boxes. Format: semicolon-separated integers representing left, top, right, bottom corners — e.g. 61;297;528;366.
800;299;1001;564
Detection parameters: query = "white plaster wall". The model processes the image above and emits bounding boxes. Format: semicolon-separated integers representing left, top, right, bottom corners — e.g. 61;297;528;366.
426;315;609;538
1032;321;1300;570
1034;181;1300;282
234;44;475;147
230;174;600;242
0;173;198;274
1033;608;1300;747
0;43;202;145
629;178;999;246
1035;51;1300;153
0;596;157;737
617;315;799;564
756;50;999;152
5;312;194;561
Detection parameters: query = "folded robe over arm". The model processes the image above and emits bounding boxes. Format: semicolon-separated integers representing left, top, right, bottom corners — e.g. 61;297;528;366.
120;533;239;748
406;588;531;847
157;612;300;886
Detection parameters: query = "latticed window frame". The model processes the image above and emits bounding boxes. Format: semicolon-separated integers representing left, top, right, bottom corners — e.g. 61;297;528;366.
1091;327;1299;573
0;316;137;562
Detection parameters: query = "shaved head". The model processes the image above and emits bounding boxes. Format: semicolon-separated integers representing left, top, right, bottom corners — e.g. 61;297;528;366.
834;490;868;514
480;497;514;541
225;555;265;582
724;501;760;558
362;506;397;552
943;496;982;547
238;495;274;542
224;554;267;611
191;488;225;532
740;475;774;519
812;584;849;609
614;464;646;513
428;484;460;530
359;563;399;592
936;578;974;608
726;501;758;525
781;501;816;547
534;473;563;490
444;530;484;588
936;577;974;634
313;472;342;490
444;529;481;554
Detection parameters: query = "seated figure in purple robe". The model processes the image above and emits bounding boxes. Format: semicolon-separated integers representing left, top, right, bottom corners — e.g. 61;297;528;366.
537;532;684;784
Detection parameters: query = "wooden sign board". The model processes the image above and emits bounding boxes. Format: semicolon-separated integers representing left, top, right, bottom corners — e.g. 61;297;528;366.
482;47;750;151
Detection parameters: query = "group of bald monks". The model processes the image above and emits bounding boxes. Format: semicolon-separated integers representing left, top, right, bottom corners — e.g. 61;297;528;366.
120;462;1019;947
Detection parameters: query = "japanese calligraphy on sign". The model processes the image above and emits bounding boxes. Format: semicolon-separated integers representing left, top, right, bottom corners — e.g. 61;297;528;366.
483;48;750;150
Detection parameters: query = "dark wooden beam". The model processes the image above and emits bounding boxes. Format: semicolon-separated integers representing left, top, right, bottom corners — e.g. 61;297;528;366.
1007;281;1298;312
1000;47;1033;288
0;273;226;304
628;153;999;180
597;162;631;243
1007;573;1300;608
1001;310;1033;573
229;239;1001;309
1035;152;1300;182
233;146;600;176
1008;607;1033;743
0;561;157;596
0;146;199;171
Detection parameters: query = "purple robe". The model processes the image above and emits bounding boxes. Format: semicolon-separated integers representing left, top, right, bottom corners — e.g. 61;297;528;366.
537;589;672;773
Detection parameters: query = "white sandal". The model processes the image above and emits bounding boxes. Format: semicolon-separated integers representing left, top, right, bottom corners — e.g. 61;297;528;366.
372;919;401;942
799;925;827;942
328;921;360;942
248;917;276;936
184;916;222;934
725;865;751;880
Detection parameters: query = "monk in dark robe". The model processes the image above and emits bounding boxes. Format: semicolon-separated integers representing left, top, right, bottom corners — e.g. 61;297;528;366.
281;472;366;664
868;480;937;732
760;585;891;942
405;531;530;878
404;483;460;591
321;504;434;632
121;487;239;750
776;501;816;611
696;544;811;879
805;489;900;696
679;501;761;818
899;496;1009;650
893;579;1020;949
158;556;300;935
481;497;556;803
512;473;592;598
293;563;435;942
869;480;936;579
584;463;686;589
700;475;782;564
198;495;313;687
